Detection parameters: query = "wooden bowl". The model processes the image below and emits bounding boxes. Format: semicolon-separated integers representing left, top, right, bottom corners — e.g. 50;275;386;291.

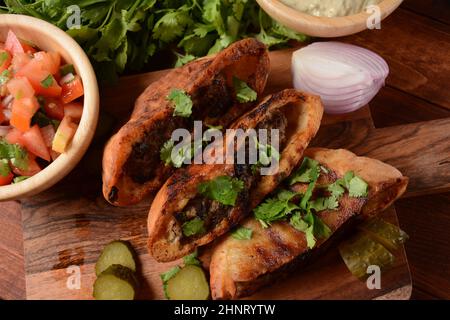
0;15;99;201
257;0;403;37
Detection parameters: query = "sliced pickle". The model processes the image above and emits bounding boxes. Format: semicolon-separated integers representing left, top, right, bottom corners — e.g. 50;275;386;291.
165;265;210;300
339;233;395;279
95;240;136;276
359;217;409;251
93;265;138;300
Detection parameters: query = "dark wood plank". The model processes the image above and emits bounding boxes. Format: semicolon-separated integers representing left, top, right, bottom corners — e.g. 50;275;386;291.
0;201;26;300
402;0;450;26
396;193;450;299
370;86;450;128
344;8;450;111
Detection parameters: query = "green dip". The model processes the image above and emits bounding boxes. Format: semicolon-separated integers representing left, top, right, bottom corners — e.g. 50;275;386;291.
281;0;382;17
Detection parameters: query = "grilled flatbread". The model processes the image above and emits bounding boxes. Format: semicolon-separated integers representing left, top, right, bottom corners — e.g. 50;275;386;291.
147;90;323;262
102;39;270;206
208;148;408;299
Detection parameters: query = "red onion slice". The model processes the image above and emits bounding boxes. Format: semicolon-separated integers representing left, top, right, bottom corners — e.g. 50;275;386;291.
292;42;389;114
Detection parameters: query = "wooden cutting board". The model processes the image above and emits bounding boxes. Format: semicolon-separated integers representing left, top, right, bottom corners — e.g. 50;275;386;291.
20;48;450;300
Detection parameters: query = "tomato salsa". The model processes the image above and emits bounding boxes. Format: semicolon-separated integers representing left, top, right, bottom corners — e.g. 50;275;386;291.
0;30;84;186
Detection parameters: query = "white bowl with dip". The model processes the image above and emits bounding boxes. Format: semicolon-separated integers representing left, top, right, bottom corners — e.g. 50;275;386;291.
256;0;404;37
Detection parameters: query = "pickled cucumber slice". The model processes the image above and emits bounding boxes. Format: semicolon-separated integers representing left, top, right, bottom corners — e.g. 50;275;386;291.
165;265;210;300
95;241;136;276
93;265;138;300
339;233;395;279
359;217;409;251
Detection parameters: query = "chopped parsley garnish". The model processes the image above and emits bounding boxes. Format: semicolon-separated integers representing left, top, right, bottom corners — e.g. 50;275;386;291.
167;89;193;118
41;74;54;88
198;176;244;206
182;217;206;237
233;77;257;103
231;226;253;240
0;70;11;85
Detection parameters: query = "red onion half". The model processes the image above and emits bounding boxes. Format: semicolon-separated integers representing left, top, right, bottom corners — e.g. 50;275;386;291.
292;42;389;114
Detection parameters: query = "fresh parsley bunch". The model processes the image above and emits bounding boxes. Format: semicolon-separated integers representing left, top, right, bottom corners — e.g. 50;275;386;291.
0;0;308;81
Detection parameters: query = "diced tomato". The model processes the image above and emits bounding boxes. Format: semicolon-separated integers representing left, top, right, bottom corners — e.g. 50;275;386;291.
0;49;12;73
0;171;14;186
6;77;35;99
61;75;83;103
20;42;37;54
11;52;32;74
52;116;78;153
10;96;40;132
40;125;55;148
16;59;61;97
5;30;24;54
21;125;51;161
34;51;61;75
5;127;25;146
0;105;5;124
12;157;41;176
64;102;83;122
42;97;64;120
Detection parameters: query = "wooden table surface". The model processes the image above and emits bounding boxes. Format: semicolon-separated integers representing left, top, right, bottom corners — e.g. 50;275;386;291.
1;0;449;300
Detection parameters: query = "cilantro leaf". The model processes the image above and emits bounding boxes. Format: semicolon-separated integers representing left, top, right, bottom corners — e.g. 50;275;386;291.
60;64;75;76
0;51;10;65
0;140;28;171
0;70;11;85
302;211;331;249
167;89;193;118
198;176;244;206
174;53;196;67
310;196;339;212
290;212;309;232
0;159;11;177
160;266;180;283
254;189;298;227
160;140;175;166
183;250;201;266
348;175;369;197
290;157;320;185
233;77;257;103
153;8;193;43
231;226;253;240
40;75;54;89
182;217;206;237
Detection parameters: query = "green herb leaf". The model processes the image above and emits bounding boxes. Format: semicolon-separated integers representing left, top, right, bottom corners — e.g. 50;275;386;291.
233;77;257;103
310;196;339;212
60;64;75;76
182;217;206;237
174;53;196;67
183;250;201;266
0;70;11;85
160;139;195;168
290;157;320;185
167;89;193;118
40;75;54;88
160;265;180;283
198;176;244;206
231;226;253;240
348;175;369;197
290;212;309;232
0;140;28;171
0;51;10;66
254;189;298;227
13;176;30;184
0;159;11;177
